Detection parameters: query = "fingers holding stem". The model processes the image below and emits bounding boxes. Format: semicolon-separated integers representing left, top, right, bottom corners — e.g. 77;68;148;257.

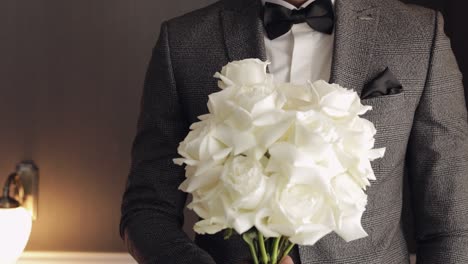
282;241;295;262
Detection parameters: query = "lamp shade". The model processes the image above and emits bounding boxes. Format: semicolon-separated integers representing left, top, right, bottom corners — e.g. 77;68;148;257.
0;207;32;263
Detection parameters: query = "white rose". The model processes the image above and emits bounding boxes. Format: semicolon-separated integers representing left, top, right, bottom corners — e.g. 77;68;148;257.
189;184;229;235
277;83;318;111
186;155;271;235
174;118;231;166
211;60;285;120
207;59;289;157
310;80;372;118
255;172;336;245
214;59;270;89
174;118;232;192
331;173;368;242
220;155;271;234
266;142;345;185
208;88;288;157
334;117;386;188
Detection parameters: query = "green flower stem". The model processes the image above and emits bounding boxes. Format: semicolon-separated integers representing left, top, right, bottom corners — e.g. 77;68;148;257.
270;237;281;264
257;230;269;264
242;232;259;264
248;242;259;264
282;240;296;261
278;236;287;255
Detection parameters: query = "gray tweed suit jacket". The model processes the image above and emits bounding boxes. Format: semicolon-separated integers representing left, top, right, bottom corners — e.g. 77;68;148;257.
120;0;468;263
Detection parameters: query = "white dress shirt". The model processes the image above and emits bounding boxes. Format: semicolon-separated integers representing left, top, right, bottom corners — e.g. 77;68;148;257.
261;0;335;84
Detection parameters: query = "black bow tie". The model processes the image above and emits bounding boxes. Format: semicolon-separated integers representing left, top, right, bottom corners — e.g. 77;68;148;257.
262;0;335;40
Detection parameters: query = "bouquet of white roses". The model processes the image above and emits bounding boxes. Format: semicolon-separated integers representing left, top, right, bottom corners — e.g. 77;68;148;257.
174;59;385;264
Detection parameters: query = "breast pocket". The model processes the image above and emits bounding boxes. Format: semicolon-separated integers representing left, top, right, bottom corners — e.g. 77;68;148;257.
360;91;407;116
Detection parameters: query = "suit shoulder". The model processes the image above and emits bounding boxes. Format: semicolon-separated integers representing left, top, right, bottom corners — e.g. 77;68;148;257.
386;1;436;14
376;0;438;42
159;1;226;62
380;0;437;25
165;1;223;30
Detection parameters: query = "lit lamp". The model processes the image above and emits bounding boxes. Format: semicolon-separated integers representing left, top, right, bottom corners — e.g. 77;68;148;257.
0;161;38;264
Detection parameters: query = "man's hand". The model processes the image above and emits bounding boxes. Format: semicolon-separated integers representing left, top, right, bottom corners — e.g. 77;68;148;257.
239;256;294;264
279;256;294;264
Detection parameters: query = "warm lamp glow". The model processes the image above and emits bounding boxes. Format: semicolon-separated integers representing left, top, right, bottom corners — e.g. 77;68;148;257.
0;207;32;263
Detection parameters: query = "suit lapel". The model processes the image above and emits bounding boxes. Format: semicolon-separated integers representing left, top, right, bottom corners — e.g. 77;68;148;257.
221;0;268;62
329;0;381;97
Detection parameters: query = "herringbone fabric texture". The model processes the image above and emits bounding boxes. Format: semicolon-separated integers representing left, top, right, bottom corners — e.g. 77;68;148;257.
120;0;468;263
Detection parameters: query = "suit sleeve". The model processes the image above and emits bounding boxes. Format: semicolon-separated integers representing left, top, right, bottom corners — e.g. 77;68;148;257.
406;12;468;263
119;21;216;264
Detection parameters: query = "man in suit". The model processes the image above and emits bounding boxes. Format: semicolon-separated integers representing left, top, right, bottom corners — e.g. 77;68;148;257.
120;0;468;263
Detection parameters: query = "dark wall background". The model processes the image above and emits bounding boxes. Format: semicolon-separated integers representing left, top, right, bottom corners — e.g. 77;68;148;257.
0;0;215;252
0;0;465;253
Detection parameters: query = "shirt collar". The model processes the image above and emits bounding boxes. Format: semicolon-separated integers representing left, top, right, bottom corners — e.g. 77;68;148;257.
261;0;335;10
